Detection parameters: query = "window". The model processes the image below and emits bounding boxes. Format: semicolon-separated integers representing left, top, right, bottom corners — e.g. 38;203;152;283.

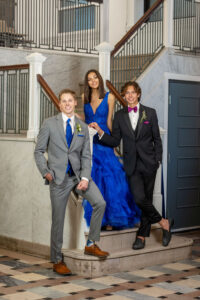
59;0;96;33
60;0;88;8
0;0;15;29
144;0;162;22
144;0;157;13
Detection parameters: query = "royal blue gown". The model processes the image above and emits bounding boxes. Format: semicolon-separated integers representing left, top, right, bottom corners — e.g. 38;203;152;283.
83;92;141;229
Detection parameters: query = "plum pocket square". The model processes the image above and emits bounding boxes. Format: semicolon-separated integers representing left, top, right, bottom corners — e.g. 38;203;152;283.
144;121;150;124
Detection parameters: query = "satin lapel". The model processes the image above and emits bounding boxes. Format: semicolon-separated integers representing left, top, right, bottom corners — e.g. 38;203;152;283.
123;107;135;138
136;104;145;140
69;116;79;150
56;113;68;148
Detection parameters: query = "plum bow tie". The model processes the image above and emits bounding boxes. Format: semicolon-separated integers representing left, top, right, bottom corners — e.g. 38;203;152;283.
128;106;138;113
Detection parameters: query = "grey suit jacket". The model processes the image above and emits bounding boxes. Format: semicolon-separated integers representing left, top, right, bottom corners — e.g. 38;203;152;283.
34;113;91;185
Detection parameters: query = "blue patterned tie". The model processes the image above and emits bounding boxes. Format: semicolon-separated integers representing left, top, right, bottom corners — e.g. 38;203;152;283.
66;119;74;175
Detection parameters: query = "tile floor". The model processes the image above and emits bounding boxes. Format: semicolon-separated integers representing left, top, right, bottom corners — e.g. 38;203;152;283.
0;234;199;300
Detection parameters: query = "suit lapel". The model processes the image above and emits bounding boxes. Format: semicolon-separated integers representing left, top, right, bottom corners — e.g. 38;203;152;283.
56;113;68;148
69;116;79;150
136;104;145;140
123;107;135;138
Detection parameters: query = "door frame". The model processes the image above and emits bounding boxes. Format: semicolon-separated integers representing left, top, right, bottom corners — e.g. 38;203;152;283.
163;72;200;231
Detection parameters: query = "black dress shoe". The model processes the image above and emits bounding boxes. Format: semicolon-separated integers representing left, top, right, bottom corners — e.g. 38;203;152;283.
162;219;174;247
132;237;145;250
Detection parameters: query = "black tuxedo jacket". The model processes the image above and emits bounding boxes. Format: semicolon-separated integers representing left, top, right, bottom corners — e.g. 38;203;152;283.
101;104;162;176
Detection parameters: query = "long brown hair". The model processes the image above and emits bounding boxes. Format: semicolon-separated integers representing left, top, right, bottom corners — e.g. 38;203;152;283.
83;69;105;104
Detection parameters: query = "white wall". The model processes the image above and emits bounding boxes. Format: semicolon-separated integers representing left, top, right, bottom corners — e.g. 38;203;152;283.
137;48;200;211
132;0;144;26
0;48;98;97
108;0;127;46
103;0;144;46
0;137;85;250
138;49;200;127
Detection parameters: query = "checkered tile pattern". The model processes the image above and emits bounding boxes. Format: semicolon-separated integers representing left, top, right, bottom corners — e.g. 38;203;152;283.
0;236;199;300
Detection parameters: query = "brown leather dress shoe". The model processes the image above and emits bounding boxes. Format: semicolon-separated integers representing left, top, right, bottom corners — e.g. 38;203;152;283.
84;244;109;259
53;261;72;275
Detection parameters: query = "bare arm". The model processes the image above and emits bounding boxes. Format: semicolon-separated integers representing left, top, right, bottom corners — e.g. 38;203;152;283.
107;93;115;131
90;111;122;148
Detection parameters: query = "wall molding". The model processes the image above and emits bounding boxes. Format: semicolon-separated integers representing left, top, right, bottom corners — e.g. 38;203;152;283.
0;235;50;259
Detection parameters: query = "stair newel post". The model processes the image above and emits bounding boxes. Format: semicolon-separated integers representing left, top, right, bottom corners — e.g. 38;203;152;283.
26;53;46;139
95;42;114;89
163;0;174;48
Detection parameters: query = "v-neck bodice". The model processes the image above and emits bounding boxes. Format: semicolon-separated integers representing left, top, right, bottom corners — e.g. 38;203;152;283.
84;92;110;133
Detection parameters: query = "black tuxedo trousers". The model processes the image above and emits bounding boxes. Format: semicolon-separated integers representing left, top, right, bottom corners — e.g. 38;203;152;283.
128;168;162;237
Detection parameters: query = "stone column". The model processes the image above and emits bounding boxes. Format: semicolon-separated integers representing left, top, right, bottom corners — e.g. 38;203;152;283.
163;0;174;48
26;53;46;139
95;42;114;88
100;0;110;43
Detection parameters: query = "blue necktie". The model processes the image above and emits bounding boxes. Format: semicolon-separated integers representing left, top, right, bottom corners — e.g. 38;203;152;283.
66;119;74;175
66;118;73;147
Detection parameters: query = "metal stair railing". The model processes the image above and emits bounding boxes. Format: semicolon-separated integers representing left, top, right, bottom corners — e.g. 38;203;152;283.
37;74;60;127
173;0;200;52
0;64;29;134
110;0;164;94
0;0;101;54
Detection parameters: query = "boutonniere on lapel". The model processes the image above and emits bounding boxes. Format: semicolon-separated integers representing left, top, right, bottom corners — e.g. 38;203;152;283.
76;123;82;133
76;123;84;137
140;110;149;124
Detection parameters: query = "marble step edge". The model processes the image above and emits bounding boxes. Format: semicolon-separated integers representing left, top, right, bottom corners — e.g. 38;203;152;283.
63;236;193;261
85;224;161;238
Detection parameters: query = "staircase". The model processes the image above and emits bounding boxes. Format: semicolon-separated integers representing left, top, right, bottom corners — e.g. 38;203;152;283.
111;53;157;92
110;0;164;93
63;225;193;278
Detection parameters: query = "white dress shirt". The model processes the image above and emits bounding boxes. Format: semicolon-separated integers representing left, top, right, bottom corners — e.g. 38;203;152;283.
128;103;140;131
62;112;75;134
99;103;140;139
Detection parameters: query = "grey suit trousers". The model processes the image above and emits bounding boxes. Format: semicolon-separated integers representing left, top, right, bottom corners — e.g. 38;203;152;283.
49;174;106;263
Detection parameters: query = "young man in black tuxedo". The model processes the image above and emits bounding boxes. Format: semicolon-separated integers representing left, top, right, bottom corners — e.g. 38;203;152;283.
90;81;173;249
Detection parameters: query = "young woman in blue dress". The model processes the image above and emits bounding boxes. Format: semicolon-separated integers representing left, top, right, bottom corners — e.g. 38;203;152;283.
81;69;140;230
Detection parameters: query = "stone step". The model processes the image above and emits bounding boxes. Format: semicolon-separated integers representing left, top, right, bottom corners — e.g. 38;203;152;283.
85;225;163;253
63;235;193;277
110;60;151;74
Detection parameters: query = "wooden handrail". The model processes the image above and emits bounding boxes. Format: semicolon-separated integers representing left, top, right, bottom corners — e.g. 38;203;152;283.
0;64;29;71
106;80;126;107
111;0;164;56
37;74;60;111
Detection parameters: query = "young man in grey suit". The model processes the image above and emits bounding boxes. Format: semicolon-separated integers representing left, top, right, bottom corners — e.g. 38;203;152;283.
34;89;109;275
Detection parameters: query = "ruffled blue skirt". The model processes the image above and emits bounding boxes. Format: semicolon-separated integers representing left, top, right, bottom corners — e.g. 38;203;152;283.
83;135;141;229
